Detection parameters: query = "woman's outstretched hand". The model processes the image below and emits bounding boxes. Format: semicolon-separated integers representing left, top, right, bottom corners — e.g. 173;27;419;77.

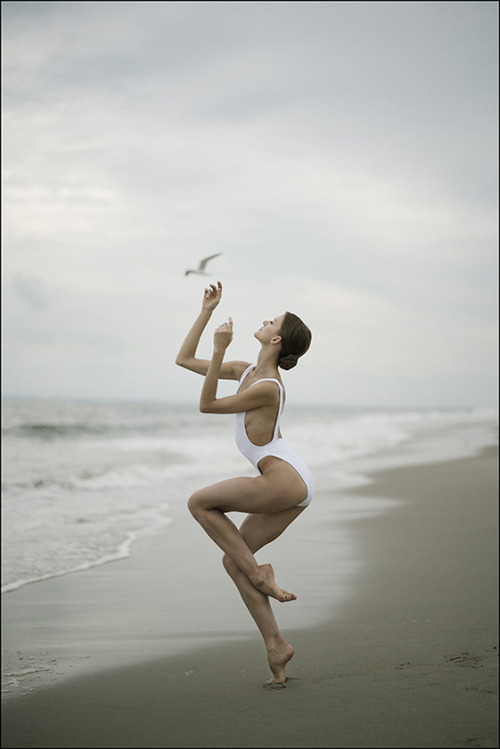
214;317;233;353
202;281;222;312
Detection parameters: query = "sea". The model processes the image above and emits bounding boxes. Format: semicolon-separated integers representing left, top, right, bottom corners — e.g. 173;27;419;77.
2;397;498;595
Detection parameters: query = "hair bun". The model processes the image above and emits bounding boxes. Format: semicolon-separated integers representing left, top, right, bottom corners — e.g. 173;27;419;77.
278;353;299;370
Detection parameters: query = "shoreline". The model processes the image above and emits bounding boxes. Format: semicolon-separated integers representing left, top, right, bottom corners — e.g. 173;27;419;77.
2;446;498;748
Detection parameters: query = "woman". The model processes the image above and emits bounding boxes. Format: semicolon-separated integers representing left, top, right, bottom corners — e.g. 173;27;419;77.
176;281;314;685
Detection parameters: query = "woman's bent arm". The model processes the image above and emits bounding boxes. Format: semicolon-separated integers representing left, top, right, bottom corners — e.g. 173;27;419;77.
176;282;246;379
200;347;226;411
199;315;233;410
199;317;277;414
175;306;214;374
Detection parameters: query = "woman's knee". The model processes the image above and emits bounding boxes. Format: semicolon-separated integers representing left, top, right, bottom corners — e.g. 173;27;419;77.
187;489;205;518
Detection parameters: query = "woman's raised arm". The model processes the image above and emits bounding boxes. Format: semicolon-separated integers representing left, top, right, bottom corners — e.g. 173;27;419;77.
175;282;248;380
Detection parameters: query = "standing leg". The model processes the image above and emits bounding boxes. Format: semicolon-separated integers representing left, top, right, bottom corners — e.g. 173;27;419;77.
222;507;306;684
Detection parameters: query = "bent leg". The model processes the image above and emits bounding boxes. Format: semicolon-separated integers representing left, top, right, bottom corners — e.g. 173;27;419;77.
188;475;302;602
222;506;306;683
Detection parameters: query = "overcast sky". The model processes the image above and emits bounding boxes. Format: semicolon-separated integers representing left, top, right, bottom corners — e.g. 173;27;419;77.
2;1;498;408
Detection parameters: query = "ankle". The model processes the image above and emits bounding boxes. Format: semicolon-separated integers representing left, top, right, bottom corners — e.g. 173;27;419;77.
248;565;265;586
266;635;285;652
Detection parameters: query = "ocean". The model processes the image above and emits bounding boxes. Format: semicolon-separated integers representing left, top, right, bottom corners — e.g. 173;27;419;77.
2;397;497;595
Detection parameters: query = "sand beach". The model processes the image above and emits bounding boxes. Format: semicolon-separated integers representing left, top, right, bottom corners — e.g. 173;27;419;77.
2;445;498;748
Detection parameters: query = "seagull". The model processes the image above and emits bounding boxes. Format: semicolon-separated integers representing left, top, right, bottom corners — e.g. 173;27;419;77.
184;253;222;276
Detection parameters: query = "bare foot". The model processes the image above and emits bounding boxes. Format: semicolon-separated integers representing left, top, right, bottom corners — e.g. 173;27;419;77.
254;563;296;603
264;640;295;686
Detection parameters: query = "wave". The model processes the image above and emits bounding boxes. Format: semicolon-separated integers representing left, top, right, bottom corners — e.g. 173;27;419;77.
2;400;497;595
3;422;108;440
2;458;192;494
1;399;204;441
2;420;180;441
1;521;171;594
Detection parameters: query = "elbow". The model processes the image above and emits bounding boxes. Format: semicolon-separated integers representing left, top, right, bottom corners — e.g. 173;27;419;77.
199;402;209;414
175;356;186;368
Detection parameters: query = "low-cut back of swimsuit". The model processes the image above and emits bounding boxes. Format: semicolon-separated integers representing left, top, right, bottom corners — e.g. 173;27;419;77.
233;364;314;507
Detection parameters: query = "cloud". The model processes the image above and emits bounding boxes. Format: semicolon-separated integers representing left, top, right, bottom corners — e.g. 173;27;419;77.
1;1;498;406
12;273;49;311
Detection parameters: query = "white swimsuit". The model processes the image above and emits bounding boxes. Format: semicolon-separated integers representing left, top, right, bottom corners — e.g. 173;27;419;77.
233;365;314;507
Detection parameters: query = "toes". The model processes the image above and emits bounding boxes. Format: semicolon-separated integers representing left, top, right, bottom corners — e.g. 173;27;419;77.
263;679;286;690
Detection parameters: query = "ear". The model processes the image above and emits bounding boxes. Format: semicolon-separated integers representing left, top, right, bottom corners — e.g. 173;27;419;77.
271;335;282;345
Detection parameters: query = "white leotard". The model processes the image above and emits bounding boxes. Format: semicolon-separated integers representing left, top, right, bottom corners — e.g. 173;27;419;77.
233;365;314;507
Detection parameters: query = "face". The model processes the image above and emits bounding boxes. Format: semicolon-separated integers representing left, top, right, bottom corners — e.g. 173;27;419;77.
254;314;286;343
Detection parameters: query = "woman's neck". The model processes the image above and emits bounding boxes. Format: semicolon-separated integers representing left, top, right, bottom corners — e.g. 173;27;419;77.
253;347;279;378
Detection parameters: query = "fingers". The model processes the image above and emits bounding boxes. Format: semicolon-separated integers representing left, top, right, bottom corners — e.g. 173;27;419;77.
219;317;232;328
204;281;222;296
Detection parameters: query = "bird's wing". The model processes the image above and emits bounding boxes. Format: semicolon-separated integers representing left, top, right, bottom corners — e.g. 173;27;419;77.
198;253;221;270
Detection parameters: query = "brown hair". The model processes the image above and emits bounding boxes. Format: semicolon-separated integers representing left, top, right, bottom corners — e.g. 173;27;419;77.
277;312;312;370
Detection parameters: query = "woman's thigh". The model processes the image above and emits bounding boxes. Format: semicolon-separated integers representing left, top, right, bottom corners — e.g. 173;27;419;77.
237;507;307;553
190;472;304;515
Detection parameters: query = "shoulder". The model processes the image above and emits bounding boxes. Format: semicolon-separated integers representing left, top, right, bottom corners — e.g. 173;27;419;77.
225;360;253;381
249;378;283;402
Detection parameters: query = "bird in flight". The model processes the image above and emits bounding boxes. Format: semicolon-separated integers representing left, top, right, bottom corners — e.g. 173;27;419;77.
184;253;222;276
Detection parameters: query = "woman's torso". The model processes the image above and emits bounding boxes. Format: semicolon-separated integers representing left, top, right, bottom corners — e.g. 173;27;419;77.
233;364;314;506
236;364;283;447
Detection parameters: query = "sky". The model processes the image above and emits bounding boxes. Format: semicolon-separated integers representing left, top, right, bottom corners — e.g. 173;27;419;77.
2;0;498;408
